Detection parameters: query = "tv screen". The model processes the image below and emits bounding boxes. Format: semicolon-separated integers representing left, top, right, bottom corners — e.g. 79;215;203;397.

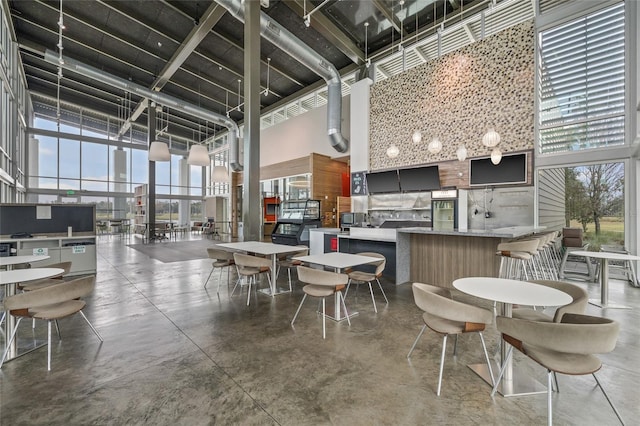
365;170;400;194
470;153;527;186
399;166;441;192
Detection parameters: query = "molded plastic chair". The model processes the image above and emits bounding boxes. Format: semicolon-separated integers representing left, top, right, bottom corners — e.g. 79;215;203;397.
407;283;495;396
291;266;350;339
512;280;588;323
232;253;271;306
203;247;235;292
345;252;388;313
491;314;624;426
0;276;103;371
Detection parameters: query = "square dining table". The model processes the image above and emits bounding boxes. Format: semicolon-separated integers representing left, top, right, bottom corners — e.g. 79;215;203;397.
293;252;381;321
216;241;306;296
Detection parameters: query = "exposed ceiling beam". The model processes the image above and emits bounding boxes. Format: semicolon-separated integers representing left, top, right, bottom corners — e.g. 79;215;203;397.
285;0;365;65
372;0;402;34
121;1;228;136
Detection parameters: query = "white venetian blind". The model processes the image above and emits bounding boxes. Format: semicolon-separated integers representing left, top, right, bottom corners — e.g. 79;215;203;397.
538;2;625;154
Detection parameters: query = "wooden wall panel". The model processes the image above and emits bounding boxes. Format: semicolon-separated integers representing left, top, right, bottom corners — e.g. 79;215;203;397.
409;233;502;288
260;156;310;181
311;153;349;227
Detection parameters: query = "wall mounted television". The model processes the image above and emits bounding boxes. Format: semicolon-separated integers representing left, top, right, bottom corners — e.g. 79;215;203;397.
365;170;400;194
399;166;441;192
469;152;527;186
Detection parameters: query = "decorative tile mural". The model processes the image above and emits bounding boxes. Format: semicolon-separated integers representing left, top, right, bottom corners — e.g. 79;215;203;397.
370;20;535;170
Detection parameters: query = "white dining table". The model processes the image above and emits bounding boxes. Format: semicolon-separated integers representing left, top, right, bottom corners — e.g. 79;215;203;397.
216;241;306;296
570;250;639;309
0;254;51;270
453;277;572;397
1;267;65;362
293;252;381;321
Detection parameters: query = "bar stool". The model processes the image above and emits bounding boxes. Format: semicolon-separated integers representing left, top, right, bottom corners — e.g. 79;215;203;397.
496;239;541;280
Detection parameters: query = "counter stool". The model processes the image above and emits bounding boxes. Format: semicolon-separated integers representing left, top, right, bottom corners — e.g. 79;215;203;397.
496;239;540;280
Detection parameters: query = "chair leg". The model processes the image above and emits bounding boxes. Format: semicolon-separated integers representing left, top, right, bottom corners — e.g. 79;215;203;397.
491;346;514;397
47;320;52;371
78;310;103;341
407;324;427;358
593;373;625;425
203;267;214;288
453;335;458;356
376;278;389;304
368;282;377;313
345;279;352;298
547;370;553;426
246;276;253;306
479;332;495;386
321;297;326;339
553;372;560;392
437;334;448;396
287;268;292;292
54;319;61;339
0;317;23;369
339;291;351;326
291;294;307;326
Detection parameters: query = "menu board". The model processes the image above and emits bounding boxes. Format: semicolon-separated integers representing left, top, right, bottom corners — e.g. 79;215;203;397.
351;172;367;196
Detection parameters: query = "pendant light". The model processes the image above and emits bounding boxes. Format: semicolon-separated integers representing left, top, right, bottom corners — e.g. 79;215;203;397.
187;144;210;166
456;145;467;161
482;129;501;148
491;148;502;165
427;137;442;154
149;104;170;161
212;165;229;182
386;144;399;158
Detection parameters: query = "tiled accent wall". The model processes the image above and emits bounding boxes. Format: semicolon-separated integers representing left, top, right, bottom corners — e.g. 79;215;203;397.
370;20;535;170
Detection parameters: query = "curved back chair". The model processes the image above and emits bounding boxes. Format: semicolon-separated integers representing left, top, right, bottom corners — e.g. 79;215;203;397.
345;252;388;313
492;314;623;425
407;283;495;396
277;246;309;291
512;280;588;323
204;247;235;292
496;239;540;280
19;261;73;292
232;253;271;306
292;266;350;339
1;276;103;371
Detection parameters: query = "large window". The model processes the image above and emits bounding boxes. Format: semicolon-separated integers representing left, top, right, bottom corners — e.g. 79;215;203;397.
538;3;625;154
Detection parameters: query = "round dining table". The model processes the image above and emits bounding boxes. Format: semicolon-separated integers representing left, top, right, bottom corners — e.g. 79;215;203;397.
1;266;64;363
453;277;572;397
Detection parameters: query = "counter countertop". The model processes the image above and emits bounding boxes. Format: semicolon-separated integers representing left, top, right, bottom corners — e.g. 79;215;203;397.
338;234;396;243
0;235;97;243
397;226;544;239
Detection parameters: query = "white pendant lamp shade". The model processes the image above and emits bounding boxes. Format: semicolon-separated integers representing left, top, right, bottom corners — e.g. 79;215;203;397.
386;144;399;158
482;129;501;148
149;141;171;161
187;144;210;166
427;137;442;154
456;145;467;161
412;131;422;144
212;165;229;182
491;148;502;165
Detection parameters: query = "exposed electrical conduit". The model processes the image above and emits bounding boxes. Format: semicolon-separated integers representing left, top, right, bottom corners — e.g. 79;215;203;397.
216;0;349;153
43;49;244;171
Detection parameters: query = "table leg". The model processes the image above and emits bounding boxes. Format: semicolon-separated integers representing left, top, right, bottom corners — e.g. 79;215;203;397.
589;258;631;309
321;267;358;322
2;282;47;363
467;301;547;397
257;254;292;296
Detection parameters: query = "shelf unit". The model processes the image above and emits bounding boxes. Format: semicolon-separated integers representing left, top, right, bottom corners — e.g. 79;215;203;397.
134;184;148;236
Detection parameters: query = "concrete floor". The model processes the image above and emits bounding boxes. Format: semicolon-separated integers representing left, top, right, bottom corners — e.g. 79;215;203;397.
1;234;639;425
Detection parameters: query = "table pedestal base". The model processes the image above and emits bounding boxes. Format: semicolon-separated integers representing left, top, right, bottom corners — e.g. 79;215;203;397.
468;362;547;397
588;299;631;309
322;304;358;322
3;338;48;363
258;287;291;296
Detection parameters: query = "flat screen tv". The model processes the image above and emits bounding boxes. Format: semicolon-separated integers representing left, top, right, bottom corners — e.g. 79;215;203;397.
469;152;527;186
365;170;400;194
399;166;441;192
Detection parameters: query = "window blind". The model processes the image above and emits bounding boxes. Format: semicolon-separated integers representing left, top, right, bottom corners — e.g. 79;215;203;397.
538;2;625;154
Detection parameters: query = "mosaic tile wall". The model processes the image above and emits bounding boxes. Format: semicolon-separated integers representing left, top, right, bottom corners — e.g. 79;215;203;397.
370;20;535;170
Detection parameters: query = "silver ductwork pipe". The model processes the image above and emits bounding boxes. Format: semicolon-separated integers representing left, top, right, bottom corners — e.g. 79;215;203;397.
217;0;349;153
43;50;244;171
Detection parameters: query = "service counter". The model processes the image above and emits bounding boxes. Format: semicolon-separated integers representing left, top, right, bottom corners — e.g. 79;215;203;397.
338;227;397;279
396;226;544;288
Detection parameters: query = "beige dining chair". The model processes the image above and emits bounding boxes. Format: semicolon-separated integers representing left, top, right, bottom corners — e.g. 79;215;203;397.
291;266;350;339
18;261;73;291
344;252;388;313
0;275;103;371
276;245;308;291
203;247;235;292
491;314;624;426
232;253;271;306
407;282;495;396
512;280;588;323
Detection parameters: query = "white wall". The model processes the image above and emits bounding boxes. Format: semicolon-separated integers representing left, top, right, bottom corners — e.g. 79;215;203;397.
259;96;350;168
